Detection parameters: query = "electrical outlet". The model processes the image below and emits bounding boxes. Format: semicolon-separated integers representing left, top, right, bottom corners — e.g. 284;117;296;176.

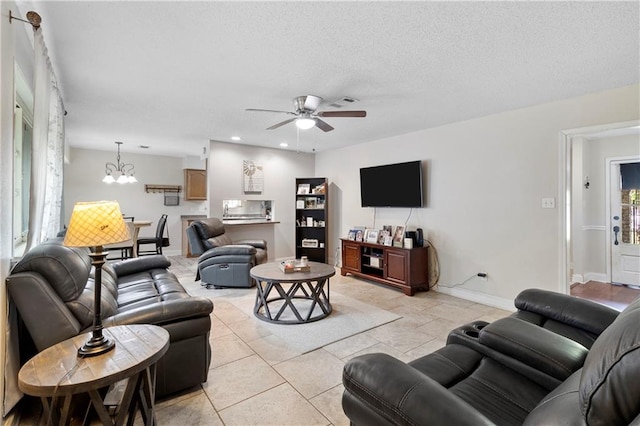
477;272;488;281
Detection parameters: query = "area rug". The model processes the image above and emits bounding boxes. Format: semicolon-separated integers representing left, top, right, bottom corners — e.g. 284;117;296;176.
226;290;401;354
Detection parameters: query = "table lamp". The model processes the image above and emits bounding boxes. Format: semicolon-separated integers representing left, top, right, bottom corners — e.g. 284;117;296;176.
63;201;130;357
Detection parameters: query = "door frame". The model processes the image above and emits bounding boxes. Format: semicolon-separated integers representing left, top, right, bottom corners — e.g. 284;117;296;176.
559;120;640;295
606;156;640;284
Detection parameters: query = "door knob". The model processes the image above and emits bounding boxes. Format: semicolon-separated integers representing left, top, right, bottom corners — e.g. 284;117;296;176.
613;225;620;245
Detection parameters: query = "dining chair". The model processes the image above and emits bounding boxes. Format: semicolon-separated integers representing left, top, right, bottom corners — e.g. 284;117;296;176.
105;221;137;260
137;214;169;256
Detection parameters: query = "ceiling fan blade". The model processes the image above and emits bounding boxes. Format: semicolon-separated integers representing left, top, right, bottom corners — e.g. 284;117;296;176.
317;110;367;118
303;95;323;112
267;117;296;130
315;118;334;132
246;108;295;115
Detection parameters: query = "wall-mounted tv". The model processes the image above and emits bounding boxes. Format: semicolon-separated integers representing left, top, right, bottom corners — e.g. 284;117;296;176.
360;160;424;208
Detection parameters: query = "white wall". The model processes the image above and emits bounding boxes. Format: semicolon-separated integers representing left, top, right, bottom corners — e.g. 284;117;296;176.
316;84;640;308
64;148;208;255
208;141;315;260
572;133;640;282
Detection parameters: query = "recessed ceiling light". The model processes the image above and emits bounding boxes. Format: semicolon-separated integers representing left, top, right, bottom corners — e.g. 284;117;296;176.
280;142;288;147
231;136;241;141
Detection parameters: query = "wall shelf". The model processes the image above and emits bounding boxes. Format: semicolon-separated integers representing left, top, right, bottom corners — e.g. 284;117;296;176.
144;184;182;194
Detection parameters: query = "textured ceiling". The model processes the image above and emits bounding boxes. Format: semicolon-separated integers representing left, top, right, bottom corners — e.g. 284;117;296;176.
20;1;640;157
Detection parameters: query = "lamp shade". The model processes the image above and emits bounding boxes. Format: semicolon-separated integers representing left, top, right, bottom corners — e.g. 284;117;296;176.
64;201;130;247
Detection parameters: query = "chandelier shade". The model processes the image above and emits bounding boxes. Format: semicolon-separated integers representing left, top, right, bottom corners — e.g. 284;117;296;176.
103;141;137;184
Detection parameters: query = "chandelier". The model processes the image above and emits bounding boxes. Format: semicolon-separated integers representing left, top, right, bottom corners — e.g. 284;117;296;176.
102;141;137;184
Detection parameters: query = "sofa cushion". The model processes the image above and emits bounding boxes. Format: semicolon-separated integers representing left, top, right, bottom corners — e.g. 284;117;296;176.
66;279;119;329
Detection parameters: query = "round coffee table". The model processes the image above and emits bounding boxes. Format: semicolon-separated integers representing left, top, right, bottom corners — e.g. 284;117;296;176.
250;261;336;324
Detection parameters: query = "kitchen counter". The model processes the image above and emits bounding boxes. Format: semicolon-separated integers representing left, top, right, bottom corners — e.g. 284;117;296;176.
223;219;280;226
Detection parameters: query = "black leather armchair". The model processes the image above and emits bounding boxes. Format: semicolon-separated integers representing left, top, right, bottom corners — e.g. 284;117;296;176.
342;290;640;425
186;218;268;288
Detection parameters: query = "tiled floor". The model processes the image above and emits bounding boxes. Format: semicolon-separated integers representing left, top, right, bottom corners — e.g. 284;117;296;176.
153;255;510;426
10;256;510;425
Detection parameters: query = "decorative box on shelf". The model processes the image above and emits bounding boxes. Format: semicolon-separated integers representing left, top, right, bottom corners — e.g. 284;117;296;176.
279;260;311;273
301;238;319;248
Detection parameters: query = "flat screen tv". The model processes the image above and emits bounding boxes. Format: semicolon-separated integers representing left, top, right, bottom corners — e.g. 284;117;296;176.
360;160;423;207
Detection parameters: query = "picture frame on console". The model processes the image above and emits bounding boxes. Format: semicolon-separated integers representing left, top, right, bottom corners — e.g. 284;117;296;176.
366;230;379;244
393;225;405;247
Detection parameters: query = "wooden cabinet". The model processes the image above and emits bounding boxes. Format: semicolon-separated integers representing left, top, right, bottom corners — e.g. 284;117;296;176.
296;178;328;263
184;169;207;200
340;239;428;296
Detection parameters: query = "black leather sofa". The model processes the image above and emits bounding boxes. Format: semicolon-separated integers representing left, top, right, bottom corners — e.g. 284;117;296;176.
7;239;214;398
342;289;640;425
186;217;268;288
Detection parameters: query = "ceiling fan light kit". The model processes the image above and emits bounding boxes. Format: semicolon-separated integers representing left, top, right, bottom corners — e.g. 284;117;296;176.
247;95;367;132
295;117;316;130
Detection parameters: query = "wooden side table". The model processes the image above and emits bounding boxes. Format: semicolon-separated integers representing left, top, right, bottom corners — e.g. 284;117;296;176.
19;324;169;425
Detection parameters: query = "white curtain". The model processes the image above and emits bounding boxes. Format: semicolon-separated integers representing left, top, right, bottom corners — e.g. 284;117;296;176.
24;28;65;251
4;27;65;415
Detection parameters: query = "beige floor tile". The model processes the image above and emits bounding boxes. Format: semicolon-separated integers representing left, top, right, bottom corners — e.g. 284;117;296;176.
209;333;256;368
210;315;235;339
416;317;464;341
212;300;252;325
140;390;224;426
246;334;303;365
388;305;438;325
426;303;486;323
226;316;273;342
274;349;345;399
365;319;435;353
342;342;412;364
310;384;350;426
404;338;446;361
203;354;285;410
218;383;329;426
323;333;380;359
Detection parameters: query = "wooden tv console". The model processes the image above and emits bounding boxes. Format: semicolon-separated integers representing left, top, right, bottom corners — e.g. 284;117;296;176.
340;239;429;296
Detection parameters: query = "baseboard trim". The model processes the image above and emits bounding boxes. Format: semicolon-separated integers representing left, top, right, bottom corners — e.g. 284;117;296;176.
572;272;607;284
435;286;515;312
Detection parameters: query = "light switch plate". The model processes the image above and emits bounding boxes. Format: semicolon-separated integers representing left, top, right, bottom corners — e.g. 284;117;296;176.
541;197;556;209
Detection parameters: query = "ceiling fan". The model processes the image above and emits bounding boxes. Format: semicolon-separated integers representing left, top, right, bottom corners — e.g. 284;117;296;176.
246;95;366;132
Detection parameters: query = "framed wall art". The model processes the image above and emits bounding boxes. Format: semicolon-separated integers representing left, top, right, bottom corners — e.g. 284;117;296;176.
243;160;264;193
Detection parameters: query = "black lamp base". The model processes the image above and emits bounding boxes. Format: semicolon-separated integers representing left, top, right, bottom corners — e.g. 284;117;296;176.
77;334;115;358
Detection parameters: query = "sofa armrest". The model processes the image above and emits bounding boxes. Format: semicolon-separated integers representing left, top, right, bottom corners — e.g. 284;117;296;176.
7;273;82;351
234;239;267;250
514;289;619;335
343;353;494;426
199;245;257;262
111;255;172;277
479;317;588;380
102;297;213;328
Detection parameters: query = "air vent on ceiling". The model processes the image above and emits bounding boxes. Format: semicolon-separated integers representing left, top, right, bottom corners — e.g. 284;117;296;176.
328;97;359;108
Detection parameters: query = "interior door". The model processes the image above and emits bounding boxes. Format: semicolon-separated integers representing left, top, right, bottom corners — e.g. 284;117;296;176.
611;161;640;287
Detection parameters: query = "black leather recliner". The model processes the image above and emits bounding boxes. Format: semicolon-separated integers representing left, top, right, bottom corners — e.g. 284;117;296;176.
186;217;268;288
342;290;640;425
